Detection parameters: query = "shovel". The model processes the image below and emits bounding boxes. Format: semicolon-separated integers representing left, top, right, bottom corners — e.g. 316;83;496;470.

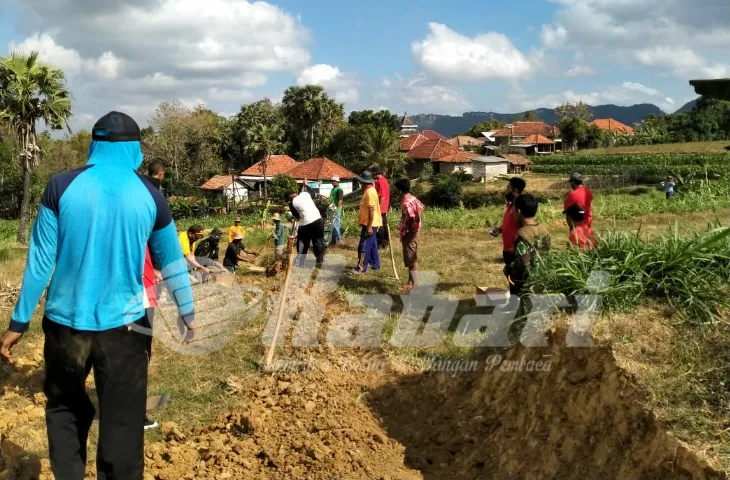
146;393;171;411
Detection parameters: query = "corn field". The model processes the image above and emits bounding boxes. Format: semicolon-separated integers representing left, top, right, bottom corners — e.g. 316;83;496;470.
529;225;730;325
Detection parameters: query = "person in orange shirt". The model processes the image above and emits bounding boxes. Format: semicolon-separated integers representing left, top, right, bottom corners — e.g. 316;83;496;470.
228;217;245;243
566;204;596;250
563;172;593;228
354;171;382;273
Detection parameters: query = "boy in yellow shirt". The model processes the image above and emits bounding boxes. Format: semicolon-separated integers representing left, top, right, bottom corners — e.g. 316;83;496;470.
354;171;382;273
228;217;245;243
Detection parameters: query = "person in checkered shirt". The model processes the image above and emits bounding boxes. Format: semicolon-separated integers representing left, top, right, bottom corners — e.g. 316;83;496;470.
395;178;424;293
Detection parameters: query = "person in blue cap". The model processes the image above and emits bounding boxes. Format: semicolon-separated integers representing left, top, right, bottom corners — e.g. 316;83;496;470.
0;112;195;480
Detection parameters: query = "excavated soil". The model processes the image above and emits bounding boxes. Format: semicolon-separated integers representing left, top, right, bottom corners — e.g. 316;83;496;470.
142;333;724;480
1;334;725;480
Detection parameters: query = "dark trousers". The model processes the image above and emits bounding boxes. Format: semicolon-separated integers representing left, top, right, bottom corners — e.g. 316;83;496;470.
43;316;148;480
376;212;389;248
297;219;325;263
358;225;380;272
502;250;515;265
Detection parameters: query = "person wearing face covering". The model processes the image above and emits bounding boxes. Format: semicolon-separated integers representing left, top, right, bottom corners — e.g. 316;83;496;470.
489;177;526;266
0;112;195;479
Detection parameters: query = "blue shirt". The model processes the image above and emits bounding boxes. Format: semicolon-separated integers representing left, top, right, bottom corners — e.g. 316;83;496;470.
10;140;194;333
663;180;675;193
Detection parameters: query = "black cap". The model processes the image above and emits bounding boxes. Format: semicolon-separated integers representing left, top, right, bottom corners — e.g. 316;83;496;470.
92;111;141;142
370;164;383;175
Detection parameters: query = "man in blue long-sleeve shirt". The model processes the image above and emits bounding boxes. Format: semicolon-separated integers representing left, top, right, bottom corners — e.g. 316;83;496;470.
0;112;195;480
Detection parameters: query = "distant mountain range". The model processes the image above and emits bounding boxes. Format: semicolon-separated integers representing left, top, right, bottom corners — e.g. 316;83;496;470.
674;99;697;113
409;101;698;137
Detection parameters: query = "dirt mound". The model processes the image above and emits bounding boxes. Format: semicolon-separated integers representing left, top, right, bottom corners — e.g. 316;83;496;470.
145;363;422;480
368;331;725;480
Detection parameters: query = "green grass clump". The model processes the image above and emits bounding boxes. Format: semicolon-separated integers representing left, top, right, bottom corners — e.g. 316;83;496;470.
529;224;730;325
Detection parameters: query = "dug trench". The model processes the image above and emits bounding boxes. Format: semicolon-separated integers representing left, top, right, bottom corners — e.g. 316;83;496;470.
138;330;724;480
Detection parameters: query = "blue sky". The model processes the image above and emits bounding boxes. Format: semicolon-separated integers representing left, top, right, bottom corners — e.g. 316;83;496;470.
2;0;729;130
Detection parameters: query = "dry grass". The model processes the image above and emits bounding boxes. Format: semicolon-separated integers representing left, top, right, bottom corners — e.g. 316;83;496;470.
2;208;730;473
580;140;730;155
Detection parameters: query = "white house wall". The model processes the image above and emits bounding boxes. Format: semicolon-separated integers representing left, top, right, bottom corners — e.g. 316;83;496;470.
223;183;249;202
472;162;509;180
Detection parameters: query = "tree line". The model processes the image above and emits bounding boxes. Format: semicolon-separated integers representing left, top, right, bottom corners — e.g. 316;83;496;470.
0;51;409;242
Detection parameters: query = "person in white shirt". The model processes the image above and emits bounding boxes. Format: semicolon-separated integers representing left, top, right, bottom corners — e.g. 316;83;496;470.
287;186;325;264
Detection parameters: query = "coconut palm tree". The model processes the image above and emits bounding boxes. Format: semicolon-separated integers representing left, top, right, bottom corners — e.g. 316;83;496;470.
246;123;283;200
0;51;72;243
360;126;407;177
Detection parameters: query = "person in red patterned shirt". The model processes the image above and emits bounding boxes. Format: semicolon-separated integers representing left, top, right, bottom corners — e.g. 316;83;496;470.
395;179;424;293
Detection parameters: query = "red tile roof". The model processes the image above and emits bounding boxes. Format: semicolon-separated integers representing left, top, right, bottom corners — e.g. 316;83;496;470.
200;175;237;191
434;151;479;163
407;139;461;160
499;154;532;166
589;118;635;134
492;122;558;138
420;129;447;140
448;135;485;147
521;134;554;145
287;157;357;180
241;155;299;176
399;133;429;151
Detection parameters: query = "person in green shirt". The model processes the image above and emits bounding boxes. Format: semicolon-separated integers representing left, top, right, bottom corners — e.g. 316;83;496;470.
330;175;344;245
271;213;288;260
504;194;551;296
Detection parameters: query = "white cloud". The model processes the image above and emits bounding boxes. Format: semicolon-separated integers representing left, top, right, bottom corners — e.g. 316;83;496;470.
565;65;596;77
374;106;390;112
10;33;83;77
380;78;392;88
634;47;705;69
10;0;310;126
396;74;470;113
412;23;531;81
540;0;730;75
510;81;674;113
296;63;359;104
540;25;567;48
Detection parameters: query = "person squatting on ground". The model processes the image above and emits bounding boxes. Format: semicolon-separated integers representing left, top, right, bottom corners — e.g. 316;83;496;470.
395;178;424;293
565;204;596;250
372;164;390;250
329;175;344;245
194;227;223;263
354;171;382;273
179;224;211;282
287;186;325;265
504;194;551;296
564;172;593;228
0;112;195;480
491;177;526;266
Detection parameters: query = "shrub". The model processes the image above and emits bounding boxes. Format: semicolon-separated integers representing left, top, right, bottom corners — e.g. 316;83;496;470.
268;174;298;203
420;162;434;182
529;225;730;325
169;197;208;219
411;181;426;198
428;175;463;209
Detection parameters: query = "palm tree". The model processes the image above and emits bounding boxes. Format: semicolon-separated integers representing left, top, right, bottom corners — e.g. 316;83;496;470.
282;85;325;158
360;126;407;177
0;51;72;243
246;123;283;200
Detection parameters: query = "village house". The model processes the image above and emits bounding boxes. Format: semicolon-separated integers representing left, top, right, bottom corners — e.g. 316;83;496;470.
447;135;485;149
405;138;474;176
499;154;532;174
240;154;300;188
287;157;357;197
470;156;510;181
491;121;561;153
589;118;635;134
199;175;252;205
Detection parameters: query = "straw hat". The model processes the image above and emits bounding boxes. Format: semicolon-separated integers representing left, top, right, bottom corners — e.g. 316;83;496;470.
272;213;280;221
234;217;241;223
